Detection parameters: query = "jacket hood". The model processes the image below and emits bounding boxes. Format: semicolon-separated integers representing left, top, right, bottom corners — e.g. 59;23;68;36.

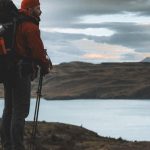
21;0;40;9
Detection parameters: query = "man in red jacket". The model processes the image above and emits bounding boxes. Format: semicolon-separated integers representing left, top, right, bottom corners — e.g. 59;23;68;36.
1;0;52;149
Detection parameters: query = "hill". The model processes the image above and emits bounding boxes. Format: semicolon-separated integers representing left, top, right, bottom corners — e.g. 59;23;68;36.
1;122;150;150
33;62;150;99
142;57;150;62
0;62;150;99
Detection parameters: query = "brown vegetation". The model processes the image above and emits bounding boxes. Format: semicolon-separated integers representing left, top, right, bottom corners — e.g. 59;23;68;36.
1;122;150;150
33;62;150;100
1;62;150;99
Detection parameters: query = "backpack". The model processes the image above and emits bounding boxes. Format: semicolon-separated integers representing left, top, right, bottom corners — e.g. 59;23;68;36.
0;0;38;83
0;0;18;82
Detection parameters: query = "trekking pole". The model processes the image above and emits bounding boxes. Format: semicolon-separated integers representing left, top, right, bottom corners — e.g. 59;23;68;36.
29;68;43;150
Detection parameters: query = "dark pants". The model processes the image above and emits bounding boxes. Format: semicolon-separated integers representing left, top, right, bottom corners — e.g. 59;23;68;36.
1;71;31;150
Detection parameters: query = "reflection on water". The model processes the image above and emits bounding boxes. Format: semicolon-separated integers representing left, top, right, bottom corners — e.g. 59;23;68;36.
0;99;150;141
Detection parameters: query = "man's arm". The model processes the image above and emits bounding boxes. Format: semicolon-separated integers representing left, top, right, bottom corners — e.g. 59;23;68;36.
24;23;52;75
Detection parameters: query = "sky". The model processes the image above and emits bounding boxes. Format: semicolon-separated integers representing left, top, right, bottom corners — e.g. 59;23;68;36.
14;0;150;64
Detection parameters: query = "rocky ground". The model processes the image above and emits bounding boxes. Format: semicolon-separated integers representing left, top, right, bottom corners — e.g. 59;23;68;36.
0;122;150;150
0;62;150;99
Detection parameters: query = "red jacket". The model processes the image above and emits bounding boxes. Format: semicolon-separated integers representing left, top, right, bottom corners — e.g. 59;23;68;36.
15;9;49;68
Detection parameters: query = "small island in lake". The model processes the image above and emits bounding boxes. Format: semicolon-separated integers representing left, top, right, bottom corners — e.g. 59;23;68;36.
0;61;150;100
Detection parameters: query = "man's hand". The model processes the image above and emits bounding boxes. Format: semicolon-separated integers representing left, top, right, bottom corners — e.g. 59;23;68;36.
41;65;50;76
41;49;53;76
41;58;53;76
49;58;53;70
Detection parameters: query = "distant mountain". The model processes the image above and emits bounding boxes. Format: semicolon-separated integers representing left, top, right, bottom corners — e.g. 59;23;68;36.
142;57;150;62
1;61;150;99
34;62;150;100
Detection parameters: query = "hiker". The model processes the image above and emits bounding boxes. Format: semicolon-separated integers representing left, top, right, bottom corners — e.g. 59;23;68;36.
0;0;52;149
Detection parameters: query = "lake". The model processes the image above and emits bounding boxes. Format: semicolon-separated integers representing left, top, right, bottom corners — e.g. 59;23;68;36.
0;99;150;141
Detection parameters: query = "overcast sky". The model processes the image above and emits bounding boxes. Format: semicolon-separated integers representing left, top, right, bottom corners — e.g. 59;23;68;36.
14;0;150;64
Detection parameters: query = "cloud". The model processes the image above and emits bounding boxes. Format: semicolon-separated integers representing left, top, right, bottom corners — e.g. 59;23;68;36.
78;12;150;24
65;22;150;54
13;0;150;64
71;39;142;62
71;39;133;53
121;53;143;61
83;54;120;59
41;27;115;37
39;0;150;27
36;24;150;64
93;23;150;53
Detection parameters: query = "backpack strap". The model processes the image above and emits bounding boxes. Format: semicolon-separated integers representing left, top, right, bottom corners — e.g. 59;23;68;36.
17;13;39;26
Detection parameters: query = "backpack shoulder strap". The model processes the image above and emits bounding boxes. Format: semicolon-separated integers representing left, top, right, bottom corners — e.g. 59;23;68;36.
17;13;39;26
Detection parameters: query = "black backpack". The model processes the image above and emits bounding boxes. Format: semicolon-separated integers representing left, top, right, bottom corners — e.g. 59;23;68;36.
0;0;18;82
0;0;39;83
0;0;19;53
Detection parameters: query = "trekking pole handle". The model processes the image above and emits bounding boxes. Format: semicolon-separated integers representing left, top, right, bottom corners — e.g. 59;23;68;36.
44;49;53;70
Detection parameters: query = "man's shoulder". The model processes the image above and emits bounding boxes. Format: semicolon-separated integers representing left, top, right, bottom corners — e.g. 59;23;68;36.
18;9;39;31
21;21;39;32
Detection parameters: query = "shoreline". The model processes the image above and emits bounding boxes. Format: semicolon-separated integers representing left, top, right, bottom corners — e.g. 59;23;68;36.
1;100;150;142
1;121;150;150
0;97;150;100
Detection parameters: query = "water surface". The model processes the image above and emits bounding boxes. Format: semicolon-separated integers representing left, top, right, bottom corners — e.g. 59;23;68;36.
0;99;150;141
